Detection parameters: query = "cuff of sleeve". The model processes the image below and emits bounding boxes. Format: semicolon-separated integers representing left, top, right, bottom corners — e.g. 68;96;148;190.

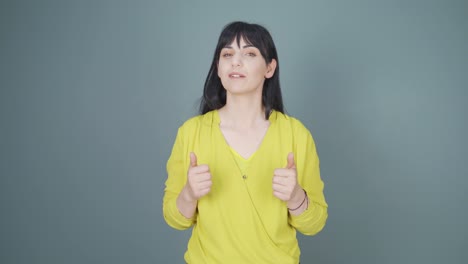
164;198;196;230
289;199;328;235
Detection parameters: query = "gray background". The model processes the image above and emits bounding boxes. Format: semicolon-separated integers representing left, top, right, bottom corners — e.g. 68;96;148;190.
1;0;467;263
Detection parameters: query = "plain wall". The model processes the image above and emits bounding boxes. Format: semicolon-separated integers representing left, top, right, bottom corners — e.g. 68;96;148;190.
1;0;467;263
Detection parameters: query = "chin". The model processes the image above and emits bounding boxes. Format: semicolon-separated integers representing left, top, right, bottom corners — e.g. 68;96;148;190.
224;86;260;95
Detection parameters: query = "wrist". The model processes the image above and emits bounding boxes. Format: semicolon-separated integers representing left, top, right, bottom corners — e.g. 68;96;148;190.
287;188;306;211
181;185;198;203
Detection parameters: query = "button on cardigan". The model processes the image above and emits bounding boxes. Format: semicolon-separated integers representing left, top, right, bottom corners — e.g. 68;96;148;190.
163;110;328;264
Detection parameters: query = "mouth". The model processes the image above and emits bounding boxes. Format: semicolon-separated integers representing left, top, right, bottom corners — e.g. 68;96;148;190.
229;72;246;78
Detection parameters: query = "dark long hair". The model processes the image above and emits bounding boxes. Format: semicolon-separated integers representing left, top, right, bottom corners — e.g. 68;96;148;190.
199;21;284;119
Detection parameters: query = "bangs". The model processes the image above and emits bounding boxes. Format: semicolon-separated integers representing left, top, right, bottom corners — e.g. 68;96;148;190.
216;23;271;62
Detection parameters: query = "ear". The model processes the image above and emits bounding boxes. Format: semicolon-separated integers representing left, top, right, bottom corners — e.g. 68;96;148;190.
265;59;277;79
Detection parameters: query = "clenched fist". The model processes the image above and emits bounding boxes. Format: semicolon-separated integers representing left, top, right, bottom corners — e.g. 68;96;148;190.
185;152;212;202
272;152;303;205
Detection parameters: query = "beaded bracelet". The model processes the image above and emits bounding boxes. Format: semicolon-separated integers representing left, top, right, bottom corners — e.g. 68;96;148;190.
288;189;307;211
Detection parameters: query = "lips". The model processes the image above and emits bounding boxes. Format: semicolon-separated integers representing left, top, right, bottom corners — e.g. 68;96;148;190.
229;72;246;78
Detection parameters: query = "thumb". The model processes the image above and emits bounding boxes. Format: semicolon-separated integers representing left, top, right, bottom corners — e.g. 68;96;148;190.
286;152;296;169
190;152;198;167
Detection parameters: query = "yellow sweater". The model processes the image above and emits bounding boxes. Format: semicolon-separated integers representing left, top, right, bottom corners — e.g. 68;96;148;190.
163;110;328;264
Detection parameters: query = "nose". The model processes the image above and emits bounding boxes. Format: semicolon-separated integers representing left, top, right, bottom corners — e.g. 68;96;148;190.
231;53;242;67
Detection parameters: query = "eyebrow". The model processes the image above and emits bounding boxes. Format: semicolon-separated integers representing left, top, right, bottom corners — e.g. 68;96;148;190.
223;44;256;49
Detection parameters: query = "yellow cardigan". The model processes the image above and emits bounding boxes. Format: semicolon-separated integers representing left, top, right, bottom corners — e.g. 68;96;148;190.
163;110;328;264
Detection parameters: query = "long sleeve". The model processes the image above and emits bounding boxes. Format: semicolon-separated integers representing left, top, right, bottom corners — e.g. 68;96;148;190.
163;126;196;230
288;122;328;235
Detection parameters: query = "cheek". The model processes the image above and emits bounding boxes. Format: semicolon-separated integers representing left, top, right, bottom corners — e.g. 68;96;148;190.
217;65;223;78
253;64;269;77
217;62;227;77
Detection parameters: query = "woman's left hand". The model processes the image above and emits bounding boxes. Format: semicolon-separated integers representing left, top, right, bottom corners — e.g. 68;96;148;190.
272;152;304;207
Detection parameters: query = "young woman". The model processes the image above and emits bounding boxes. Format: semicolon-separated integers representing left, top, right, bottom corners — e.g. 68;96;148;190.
163;21;328;264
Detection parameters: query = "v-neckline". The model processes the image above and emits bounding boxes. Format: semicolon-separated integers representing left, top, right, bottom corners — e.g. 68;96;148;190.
214;109;275;162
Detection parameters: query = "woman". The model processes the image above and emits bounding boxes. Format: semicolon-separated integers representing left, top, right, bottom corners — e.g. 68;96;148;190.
163;21;328;264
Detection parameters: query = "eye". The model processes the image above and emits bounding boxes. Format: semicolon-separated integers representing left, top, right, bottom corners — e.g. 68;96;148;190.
222;52;233;58
245;52;256;57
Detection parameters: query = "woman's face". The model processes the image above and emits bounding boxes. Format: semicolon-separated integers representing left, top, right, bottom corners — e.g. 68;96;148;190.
217;37;276;96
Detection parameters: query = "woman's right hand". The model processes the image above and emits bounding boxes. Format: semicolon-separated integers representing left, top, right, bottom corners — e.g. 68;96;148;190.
184;152;212;202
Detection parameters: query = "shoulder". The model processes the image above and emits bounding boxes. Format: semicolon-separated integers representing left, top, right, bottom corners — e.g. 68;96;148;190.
178;110;217;133
272;111;311;135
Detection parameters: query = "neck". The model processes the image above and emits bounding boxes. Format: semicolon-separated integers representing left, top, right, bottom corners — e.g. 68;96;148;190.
219;93;266;129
